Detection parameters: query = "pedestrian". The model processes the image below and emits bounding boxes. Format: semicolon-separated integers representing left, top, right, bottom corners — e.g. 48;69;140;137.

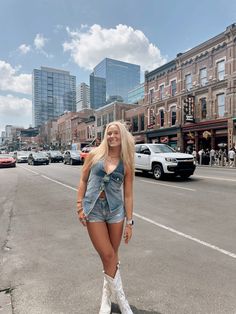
228;148;235;167
210;148;215;165
77;121;135;314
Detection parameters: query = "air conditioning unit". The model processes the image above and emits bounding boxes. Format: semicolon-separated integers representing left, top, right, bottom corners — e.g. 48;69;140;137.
193;81;196;86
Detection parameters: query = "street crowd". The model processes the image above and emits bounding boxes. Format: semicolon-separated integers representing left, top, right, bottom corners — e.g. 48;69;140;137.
190;147;236;167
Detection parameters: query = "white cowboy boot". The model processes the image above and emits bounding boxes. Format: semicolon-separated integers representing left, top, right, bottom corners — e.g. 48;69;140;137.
105;268;133;314
99;273;112;314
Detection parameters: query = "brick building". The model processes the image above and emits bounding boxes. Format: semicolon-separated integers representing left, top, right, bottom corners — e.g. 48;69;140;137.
128;23;236;151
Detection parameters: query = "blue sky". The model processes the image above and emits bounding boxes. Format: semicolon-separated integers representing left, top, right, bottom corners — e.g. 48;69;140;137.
0;0;236;132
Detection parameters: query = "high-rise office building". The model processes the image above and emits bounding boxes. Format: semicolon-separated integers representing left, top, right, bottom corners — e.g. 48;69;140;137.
76;83;90;111
90;73;106;109
90;58;140;109
32;67;76;127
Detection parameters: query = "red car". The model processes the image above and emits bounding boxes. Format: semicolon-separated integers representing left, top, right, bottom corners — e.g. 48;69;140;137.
0;154;16;168
80;146;96;164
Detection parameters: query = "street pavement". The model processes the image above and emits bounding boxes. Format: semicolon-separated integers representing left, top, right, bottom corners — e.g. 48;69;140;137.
0;163;236;314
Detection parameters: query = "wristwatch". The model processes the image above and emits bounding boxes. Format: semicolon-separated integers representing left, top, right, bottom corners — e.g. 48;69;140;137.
126;219;134;226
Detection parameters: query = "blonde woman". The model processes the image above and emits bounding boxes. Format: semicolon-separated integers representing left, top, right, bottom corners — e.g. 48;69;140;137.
77;121;134;314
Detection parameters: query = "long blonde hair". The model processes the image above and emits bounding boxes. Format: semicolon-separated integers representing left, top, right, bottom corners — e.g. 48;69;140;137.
89;121;135;174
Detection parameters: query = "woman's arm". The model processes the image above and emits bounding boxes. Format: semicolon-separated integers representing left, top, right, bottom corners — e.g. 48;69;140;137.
77;155;93;225
123;165;134;220
77;159;91;203
123;166;134;244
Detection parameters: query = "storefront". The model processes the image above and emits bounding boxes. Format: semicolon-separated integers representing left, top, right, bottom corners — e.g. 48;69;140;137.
133;133;146;144
182;118;228;152
146;126;180;149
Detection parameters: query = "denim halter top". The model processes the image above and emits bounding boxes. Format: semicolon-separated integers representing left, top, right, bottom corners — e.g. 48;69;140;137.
83;159;124;216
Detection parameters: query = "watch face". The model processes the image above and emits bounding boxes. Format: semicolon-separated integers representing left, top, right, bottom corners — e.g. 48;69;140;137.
127;219;134;225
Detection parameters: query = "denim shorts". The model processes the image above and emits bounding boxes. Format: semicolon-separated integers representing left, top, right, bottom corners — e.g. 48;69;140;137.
86;198;125;224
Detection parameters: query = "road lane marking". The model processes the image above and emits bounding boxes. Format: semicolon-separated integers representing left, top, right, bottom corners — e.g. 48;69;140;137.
194;175;236;182
139;179;196;191
19;166;236;260
41;175;77;191
18;165;39;175
134;212;236;260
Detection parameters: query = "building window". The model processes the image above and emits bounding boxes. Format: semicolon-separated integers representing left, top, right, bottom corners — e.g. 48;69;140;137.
102;114;107;125
200;68;207;86
185;74;192;90
149;89;154;104
159;109;164;127
217;94;225;117
160;85;164;100
200;97;207;119
171;107;176;125
132;116;138;132
108;111;114;122
140;114;145;131
97;117;101;127
171;80;176;96
217;60;225;80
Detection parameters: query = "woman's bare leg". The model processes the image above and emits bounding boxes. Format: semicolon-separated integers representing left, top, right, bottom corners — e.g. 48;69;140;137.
87;221;123;277
107;220;124;263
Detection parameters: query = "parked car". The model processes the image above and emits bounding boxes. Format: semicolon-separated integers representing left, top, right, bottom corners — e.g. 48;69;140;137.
15;151;30;163
63;150;81;165
80;146;96;164
0;154;16;168
28;152;49;165
135;143;196;180
47;151;64;163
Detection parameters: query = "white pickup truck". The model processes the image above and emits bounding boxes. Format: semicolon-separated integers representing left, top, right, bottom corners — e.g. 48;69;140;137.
135;143;196;180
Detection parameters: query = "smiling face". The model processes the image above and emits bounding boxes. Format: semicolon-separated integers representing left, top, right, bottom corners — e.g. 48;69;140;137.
106;124;121;148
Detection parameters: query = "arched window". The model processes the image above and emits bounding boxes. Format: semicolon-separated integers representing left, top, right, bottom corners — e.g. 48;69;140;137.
159;109;164;127
170;106;176;125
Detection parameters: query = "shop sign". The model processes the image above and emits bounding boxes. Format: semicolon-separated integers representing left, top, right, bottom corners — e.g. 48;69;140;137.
147;107;155;129
184;95;195;122
160;136;169;143
203;130;211;139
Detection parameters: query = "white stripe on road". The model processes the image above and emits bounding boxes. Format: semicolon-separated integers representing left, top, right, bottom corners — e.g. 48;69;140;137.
134;213;236;259
18;165;39;175
41;175;77;191
139;179;196;191
19;166;236;260
194;175;236;182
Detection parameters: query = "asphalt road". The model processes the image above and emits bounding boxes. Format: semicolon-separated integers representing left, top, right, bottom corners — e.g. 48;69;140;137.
0;163;236;314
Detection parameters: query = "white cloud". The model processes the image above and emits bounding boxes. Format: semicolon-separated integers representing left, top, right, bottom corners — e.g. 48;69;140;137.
0;94;32;131
34;33;48;50
33;33;53;59
0;60;32;94
18;44;31;54
63;24;166;71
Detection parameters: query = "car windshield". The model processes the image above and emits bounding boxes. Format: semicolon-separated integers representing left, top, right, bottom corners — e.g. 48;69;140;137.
150;144;175;153
71;151;80;156
0;154;12;159
34;153;46;158
50;151;61;156
18;151;29;156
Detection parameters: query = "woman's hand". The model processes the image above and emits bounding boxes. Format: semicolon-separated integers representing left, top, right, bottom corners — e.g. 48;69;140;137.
77;208;87;227
123;225;132;244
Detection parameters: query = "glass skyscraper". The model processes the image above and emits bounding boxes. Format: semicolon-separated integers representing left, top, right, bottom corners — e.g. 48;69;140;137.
90;58;140;109
32;67;76;127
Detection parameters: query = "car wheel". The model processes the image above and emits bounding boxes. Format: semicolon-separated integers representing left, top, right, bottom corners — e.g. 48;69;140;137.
152;164;164;180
